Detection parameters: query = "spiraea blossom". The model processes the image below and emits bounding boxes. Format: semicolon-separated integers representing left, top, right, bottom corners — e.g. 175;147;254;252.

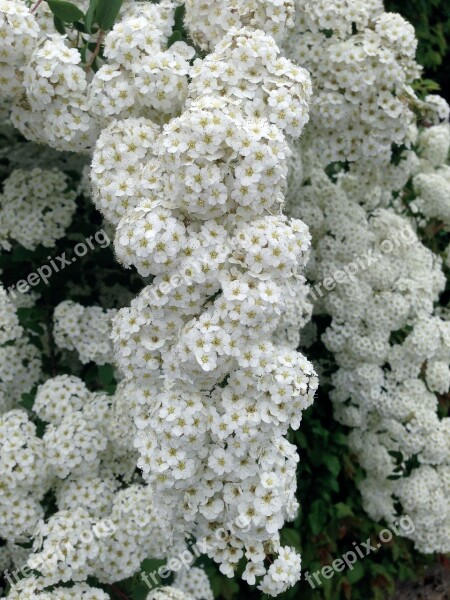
6;577;111;600
93;2;193;123
1;0;449;597
412;123;450;229
12;33;98;152
0;286;41;415
53;301;117;365
286;148;450;554
184;0;295;50
284;0;421;164
0;168;76;250
109;23;317;596
0;370;213;596
0;0;39;97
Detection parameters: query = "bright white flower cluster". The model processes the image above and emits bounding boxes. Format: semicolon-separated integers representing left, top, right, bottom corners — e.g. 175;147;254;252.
189;28;311;137
7;577;110;600
5;1;194;153
12;34;98;152
174;567;214;600
28;507;110;585
284;0;421;164
184;0;295;50
0;2;323;598
0;0;39;97
34;374;90;424
7;0;449;595
287;159;450;554
0;167;76;251
0;285;41;414
1;372;213;596
258;546;301;595
53;300;117;365
94;2;193;124
0;410;47;542
27;484;180;586
411;123;450;228
147;588;194;600
91;117;161;224
104;18;317;594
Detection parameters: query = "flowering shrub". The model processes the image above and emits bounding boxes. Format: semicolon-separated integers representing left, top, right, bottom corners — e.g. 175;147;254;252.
0;1;448;600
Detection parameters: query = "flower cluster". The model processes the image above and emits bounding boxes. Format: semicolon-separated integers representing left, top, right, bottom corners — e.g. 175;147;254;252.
0;410;47;542
0;0;39;97
411;123;450;229
53;300;117;365
6;0;449;595
284;0;421;164
286;158;450;554
0;285;41;414
184;0;295;50
1;372;213;596
91;117;161;224
107;18;316;594
7;577;110;600
94;2;193;124
189;28;311;137
147;588;193;600
12;34;97;153
0;167;76;250
174;567;215;600
7;1;194;153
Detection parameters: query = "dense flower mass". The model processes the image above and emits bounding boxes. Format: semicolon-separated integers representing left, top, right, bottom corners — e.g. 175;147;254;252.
0;0;449;598
0;288;41;414
287;160;450;553
284;0;421;164
184;0;295;50
54;301;117;365
107;18;317;592
0;168;76;250
0;0;39;97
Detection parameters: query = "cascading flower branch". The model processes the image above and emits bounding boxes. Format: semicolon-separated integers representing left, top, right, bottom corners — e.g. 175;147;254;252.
104;27;318;596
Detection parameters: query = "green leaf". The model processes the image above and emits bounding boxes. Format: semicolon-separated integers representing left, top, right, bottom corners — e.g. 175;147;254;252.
47;0;84;22
320;473;340;493
12;246;33;262
346;560;364;584
85;0;99;33
98;364;114;386
309;499;327;535
332;432;348;446
20;390;36;411
140;558;166;575
326;454;341;476
280;527;301;549
35;417;47;439
220;577;239;600
53;15;66;34
173;4;186;33
79;42;88;63
295;430;307;447
132;584;151;600
96;0;123;31
334;502;354;519
167;29;182;47
73;20;87;33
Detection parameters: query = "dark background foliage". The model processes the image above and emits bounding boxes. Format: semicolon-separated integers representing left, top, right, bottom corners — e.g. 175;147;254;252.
385;0;450;100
